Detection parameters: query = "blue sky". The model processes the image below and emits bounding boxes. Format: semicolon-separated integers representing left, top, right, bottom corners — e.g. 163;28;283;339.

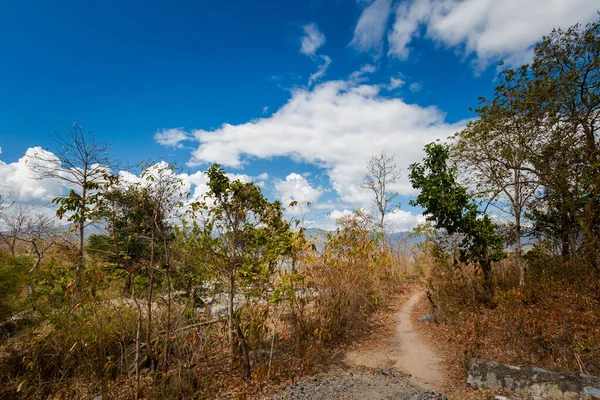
1;0;598;230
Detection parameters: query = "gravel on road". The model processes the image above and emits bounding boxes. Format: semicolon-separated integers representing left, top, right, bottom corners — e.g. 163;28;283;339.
264;367;447;400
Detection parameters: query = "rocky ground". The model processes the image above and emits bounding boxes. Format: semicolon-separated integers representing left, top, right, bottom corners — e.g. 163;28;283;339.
265;367;447;400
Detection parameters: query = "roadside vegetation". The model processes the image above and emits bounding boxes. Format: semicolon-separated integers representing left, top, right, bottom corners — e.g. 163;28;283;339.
0;145;408;398
411;17;600;377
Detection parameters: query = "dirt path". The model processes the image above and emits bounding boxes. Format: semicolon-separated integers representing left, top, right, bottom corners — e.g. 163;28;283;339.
263;291;448;399
344;291;445;390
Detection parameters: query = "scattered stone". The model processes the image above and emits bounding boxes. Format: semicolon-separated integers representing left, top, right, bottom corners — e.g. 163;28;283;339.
267;367;446;399
467;358;600;399
417;314;437;322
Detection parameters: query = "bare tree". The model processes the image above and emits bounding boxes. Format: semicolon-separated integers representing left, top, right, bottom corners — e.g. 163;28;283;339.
27;123;111;293
0;206;58;273
0;206;30;256
23;212;58;273
361;151;402;233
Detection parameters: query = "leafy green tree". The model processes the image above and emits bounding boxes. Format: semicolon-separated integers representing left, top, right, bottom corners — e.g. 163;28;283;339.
193;164;293;377
529;18;600;270
409;143;505;305
452;66;540;286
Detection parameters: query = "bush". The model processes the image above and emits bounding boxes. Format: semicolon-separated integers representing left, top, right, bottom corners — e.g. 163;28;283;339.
423;242;600;374
0;252;30;320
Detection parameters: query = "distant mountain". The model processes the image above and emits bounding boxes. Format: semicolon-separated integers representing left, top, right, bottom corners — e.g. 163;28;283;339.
302;227;423;246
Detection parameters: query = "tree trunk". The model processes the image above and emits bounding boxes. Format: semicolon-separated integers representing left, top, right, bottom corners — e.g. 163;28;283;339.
146;268;155;372
515;216;524;286
235;322;251;379
132;278;142;400
75;187;86;298
123;270;132;298
561;233;570;263
480;246;495;308
162;264;171;370
514;173;525;287
228;272;235;359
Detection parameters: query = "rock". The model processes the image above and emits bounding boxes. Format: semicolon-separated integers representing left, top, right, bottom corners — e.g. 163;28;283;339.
583;385;600;399
467;358;600;399
588;364;599;374
418;314;437;322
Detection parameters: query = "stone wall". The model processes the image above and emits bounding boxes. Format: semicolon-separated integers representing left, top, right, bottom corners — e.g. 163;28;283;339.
466;358;600;399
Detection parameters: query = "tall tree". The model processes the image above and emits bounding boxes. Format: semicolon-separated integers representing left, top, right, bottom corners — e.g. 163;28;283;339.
452;66;540;286
194;164;293;377
409;143;505;306
530;18;600;270
28;123;112;293
361;151;402;233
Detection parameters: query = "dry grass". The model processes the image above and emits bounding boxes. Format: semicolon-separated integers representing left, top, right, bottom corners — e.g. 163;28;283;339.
410;248;600;399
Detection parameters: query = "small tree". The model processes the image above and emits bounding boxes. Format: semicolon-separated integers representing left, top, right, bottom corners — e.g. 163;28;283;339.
195;164;292;377
23;212;58;273
28;123;112;294
361;151;402;234
0;206;30;256
409;143;505;306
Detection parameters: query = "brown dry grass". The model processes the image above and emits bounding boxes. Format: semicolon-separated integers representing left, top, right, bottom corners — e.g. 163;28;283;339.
410;249;600;399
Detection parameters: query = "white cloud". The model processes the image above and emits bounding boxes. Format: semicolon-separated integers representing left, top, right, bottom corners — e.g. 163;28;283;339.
275;173;321;204
299;23;331;86
350;0;392;53
309;55;332;86
388;77;405;90
329;208;355;221
262;106;269;114
409;82;422;92
386;208;426;231
154;128;191;148
349;64;377;83
387;0;600;67
300;23;326;56
176;79;463;209
255;172;269;181
0;147;65;205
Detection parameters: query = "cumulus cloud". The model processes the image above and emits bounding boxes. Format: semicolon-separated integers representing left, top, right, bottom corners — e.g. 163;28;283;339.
275;173;321;213
350;0;392;53
386;0;600;67
388;77;405;90
154;128;192;148
300;23;326;56
386;208;426;231
167;79;463;209
0;147;65;205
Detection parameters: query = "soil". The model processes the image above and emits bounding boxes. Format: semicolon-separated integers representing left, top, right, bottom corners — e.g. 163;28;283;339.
262;290;455;399
344;291;445;390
